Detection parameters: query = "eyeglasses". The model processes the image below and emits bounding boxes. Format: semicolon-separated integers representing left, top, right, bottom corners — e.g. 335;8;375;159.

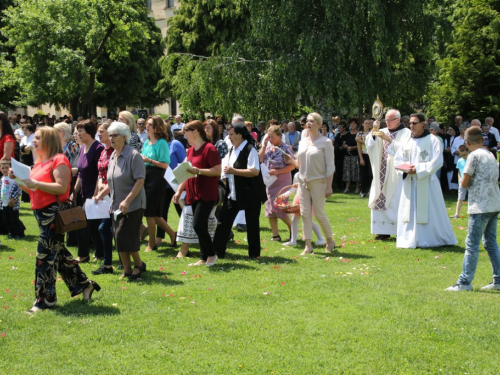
108;134;120;138
20;122;26;124
138;123;145;126
385;118;398;122
409;122;422;125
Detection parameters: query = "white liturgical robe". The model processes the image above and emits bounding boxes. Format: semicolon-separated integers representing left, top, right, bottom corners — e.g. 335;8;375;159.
366;126;412;235
394;134;457;249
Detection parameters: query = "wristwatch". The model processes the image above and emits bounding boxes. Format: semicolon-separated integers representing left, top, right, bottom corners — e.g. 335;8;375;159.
198;168;201;175
34;180;40;190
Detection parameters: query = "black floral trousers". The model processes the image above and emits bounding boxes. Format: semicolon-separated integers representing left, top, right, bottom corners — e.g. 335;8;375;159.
33;204;90;309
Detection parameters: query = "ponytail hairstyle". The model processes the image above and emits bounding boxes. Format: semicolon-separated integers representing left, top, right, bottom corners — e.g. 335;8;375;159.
231;122;255;146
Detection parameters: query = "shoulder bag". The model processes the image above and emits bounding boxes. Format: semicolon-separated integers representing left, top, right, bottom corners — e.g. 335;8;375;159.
50;161;87;233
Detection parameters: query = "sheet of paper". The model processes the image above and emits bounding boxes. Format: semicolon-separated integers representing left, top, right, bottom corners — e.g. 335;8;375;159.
84;196;111;220
220;155;229;179
172;161;196;185
11;157;31;188
164;166;179;192
260;162;277;187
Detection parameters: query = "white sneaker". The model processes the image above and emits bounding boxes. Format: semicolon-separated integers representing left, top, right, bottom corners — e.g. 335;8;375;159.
480;283;500;291
315;239;327;246
283;241;297;246
446;283;473;291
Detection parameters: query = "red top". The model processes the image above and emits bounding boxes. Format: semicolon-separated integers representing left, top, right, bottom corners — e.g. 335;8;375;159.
98;147;114;184
29;154;72;210
0;134;15;159
186;142;221;205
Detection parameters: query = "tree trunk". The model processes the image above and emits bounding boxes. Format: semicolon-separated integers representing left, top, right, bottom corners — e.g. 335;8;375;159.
70;97;80;120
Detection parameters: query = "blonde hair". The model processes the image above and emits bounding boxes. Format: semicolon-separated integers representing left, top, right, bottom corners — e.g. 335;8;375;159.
53;122;72;142
36;127;62;160
268;125;282;137
119;111;137;132
308;112;323;125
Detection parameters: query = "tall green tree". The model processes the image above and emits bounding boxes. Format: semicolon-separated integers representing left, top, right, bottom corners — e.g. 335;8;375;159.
160;0;439;119
0;0;15;109
2;0;165;118
427;0;500;122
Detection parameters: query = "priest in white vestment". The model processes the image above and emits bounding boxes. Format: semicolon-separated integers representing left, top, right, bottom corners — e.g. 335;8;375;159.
366;109;412;240
394;113;457;249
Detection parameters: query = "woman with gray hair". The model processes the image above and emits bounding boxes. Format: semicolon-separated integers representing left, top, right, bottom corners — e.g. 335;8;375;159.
101;122;147;280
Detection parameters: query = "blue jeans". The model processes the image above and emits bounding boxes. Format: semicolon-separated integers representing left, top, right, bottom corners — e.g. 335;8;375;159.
458;212;500;285
99;217;113;266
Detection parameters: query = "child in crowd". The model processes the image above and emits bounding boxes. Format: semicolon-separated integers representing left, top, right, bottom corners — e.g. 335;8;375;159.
450;144;469;219
279;173;326;247
0;160;25;240
447;127;500;291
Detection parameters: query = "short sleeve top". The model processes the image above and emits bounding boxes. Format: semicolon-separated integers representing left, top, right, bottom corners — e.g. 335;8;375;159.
0;134;15;159
185;142;221;205
142;138;170;166
29;154;72;210
107;145;146;213
264;141;294;170
168;140;186;171
78;141;105;199
463;148;500;214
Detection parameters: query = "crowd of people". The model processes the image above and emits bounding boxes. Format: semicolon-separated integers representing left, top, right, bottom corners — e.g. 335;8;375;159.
2;107;500;314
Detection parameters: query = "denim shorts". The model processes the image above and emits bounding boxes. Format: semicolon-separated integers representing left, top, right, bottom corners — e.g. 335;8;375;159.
458;187;467;201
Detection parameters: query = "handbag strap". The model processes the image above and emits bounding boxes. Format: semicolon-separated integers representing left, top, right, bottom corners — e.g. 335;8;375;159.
49;160;64;209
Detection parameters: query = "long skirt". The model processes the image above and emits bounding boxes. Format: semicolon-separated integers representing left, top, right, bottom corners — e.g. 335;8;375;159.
265;172;292;219
33;203;91;309
177;205;217;244
343;155;360;182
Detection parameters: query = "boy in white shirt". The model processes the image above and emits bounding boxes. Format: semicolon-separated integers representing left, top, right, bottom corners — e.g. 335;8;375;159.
447;127;500;291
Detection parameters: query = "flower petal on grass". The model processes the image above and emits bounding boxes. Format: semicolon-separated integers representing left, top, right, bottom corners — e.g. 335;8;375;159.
1;333;5;338
263;291;270;295
181;271;187;275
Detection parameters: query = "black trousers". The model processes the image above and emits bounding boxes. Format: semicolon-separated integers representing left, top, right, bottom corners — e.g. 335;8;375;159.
2;207;25;237
359;153;373;195
335;156;344;190
77;197;103;259
156;187;182;239
213;198;261;259
191;200;216;260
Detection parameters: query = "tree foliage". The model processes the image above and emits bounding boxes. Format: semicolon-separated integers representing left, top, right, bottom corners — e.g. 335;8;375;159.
0;0;15;109
159;0;439;119
1;0;165;117
427;0;500;122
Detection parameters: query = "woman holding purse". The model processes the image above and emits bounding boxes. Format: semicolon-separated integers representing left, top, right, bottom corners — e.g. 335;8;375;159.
12;127;100;314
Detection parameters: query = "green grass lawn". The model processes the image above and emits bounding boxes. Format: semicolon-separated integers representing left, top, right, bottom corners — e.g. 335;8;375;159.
1;192;499;374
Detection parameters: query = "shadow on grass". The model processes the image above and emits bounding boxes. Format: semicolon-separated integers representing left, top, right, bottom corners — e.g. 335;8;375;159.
317;249;375;259
129;270;185;286
54;300;121;316
425;245;464;253
14;234;39;242
0;244;16;252
223;252;296;265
